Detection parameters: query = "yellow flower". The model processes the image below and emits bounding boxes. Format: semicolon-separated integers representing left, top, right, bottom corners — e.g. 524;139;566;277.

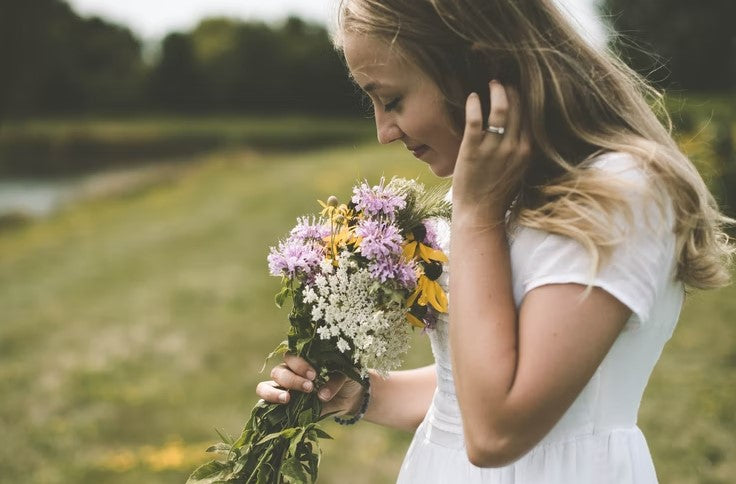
407;274;448;313
318;199;354;225
402;232;448;264
406;312;426;329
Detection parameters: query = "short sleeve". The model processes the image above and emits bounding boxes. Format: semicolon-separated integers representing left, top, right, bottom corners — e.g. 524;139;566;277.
520;153;677;324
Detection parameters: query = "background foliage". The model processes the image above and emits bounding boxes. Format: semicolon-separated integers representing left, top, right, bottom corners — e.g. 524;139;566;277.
0;0;360;118
603;0;736;90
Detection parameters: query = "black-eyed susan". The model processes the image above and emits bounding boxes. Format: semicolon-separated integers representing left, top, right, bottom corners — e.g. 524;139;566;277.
403;227;448;264
407;270;448;314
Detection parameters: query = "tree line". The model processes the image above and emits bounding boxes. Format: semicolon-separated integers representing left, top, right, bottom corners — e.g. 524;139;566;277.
0;0;733;119
0;0;362;118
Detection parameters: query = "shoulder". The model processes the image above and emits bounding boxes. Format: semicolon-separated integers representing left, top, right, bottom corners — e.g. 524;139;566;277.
584;151;652;189
511;151;679;323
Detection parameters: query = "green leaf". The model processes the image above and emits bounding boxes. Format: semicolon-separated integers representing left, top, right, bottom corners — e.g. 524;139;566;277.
214;428;234;445
255;431;283;446
275;286;290;308
281;457;310;484
260;340;289;373
186;460;233;484
297;408;314;427
205;442;231;455
256;426;301;446
256;466;274;484
310;427;333;440
289;428;306;455
307;450;320;482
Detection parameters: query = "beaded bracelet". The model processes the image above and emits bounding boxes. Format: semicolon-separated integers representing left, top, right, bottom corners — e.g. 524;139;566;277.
333;376;371;426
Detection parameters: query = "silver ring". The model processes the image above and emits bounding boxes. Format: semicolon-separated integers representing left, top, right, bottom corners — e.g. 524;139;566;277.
485;125;505;135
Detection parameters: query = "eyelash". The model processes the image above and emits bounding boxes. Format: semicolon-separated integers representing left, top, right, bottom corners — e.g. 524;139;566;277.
358;94;401;118
384;97;401;112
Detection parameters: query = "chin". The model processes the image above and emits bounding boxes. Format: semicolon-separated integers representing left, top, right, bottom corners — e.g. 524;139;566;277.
428;159;455;178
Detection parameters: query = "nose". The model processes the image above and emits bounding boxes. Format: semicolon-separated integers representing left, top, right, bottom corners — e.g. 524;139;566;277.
375;110;403;145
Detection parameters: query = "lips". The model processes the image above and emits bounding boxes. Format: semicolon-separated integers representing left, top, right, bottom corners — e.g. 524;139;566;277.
408;144;429;158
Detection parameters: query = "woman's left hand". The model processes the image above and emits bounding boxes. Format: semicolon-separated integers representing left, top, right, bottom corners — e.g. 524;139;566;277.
452;80;532;224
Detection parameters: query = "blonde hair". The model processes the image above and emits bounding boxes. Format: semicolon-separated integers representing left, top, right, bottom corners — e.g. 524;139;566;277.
333;0;734;289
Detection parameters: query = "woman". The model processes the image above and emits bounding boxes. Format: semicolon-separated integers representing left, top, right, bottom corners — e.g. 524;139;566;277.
257;0;733;482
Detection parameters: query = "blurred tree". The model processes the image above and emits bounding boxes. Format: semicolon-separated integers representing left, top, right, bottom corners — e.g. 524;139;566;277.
190;18;242;109
189;16;359;114
604;0;736;90
278;17;361;115
0;1;361;118
148;33;208;112
0;0;145;119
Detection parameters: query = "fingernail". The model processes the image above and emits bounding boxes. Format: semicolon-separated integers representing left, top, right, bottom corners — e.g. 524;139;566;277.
302;381;313;392
319;389;330;400
306;370;316;380
279;392;288;403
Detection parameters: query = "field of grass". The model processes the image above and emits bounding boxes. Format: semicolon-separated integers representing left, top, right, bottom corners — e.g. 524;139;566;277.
0;128;734;483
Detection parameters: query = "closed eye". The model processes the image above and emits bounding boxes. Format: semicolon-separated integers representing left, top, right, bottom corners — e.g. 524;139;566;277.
384;97;401;112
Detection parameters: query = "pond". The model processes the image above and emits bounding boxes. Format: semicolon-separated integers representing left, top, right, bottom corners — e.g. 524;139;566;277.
0;161;187;219
0;178;79;217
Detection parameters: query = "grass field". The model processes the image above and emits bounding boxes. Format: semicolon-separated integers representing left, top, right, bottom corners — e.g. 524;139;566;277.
0;135;734;482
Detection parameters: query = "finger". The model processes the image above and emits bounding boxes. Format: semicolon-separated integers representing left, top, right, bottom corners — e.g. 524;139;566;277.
317;372;348;402
517;127;534;163
284;353;317;381
464;92;484;144
487;80;509;133
502;85;522;144
271;363;315;393
256;380;290;404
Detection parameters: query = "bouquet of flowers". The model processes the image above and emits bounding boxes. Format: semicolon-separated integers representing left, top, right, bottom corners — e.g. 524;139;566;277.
187;177;451;484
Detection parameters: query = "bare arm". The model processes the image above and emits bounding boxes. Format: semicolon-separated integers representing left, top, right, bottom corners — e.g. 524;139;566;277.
363;364;436;431
449;82;631;467
450;220;629;466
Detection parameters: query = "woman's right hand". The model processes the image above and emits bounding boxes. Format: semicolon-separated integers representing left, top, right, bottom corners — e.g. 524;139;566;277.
256;353;365;417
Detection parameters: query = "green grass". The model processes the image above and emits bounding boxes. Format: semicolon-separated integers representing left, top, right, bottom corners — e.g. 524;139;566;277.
0;141;734;483
0;142;436;483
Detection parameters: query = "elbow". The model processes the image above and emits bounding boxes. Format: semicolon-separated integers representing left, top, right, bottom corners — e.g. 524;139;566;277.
465;432;526;468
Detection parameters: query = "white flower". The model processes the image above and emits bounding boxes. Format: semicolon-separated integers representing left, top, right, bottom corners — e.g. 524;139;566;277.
314;274;328;289
337;338;350;353
319;259;334;274
312;306;323;320
303;287;318;304
304;262;411;376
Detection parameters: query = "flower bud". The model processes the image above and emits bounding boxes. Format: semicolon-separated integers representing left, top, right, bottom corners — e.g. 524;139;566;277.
327;196;339;207
334;214;346;225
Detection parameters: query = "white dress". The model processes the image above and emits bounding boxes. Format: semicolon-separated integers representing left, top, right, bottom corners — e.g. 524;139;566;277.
397;152;684;483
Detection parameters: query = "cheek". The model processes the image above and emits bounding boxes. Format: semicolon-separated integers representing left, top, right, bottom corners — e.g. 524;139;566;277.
434;124;462;160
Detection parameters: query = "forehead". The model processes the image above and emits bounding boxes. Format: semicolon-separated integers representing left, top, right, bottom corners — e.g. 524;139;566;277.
342;33;419;87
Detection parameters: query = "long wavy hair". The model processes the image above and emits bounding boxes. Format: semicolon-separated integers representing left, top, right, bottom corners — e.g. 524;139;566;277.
332;0;733;289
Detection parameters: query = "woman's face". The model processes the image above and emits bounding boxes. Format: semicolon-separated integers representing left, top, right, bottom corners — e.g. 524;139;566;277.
343;33;462;178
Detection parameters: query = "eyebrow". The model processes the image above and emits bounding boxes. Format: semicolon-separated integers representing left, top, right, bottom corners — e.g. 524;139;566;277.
363;82;381;92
